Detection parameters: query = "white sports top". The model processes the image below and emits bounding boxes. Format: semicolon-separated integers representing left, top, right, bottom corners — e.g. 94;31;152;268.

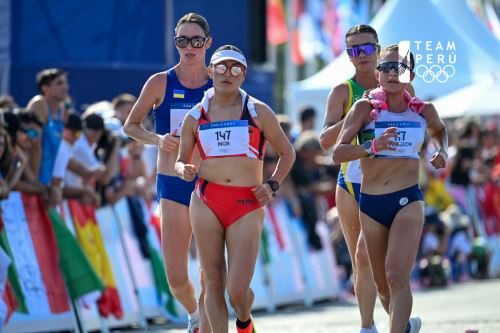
361;108;427;159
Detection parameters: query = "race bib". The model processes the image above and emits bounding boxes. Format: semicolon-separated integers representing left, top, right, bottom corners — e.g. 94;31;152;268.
170;103;194;136
198;120;249;157
374;121;424;158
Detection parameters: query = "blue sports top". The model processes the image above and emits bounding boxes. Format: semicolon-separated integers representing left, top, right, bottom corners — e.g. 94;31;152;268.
39;106;64;185
154;68;212;136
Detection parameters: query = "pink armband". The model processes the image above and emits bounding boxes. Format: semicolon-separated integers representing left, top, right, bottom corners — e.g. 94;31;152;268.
372;139;378;155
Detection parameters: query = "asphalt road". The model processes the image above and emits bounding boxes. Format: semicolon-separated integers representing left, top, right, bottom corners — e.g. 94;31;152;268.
121;279;500;333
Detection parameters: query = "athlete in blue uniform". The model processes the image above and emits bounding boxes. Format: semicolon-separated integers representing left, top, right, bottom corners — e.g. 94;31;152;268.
333;45;448;333
124;13;211;333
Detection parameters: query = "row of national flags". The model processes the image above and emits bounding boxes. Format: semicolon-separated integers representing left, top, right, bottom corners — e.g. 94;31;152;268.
267;0;374;64
267;0;499;65
0;192;178;329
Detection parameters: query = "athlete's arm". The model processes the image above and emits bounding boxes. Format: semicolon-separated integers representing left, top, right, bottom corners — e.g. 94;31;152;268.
124;73;179;151
256;102;295;185
319;83;349;151
333;99;400;163
422;102;448;169
252;101;295;205
175;111;198;181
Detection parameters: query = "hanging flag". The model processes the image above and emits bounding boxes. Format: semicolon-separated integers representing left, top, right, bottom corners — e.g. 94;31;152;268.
0;217;27;314
266;204;286;250
1;192;51;316
484;2;500;39
68;199;123;319
260;226;271;265
1;281;17;327
267;0;289;45
48;208;105;300
322;0;344;57
0;247;11;329
21;193;70;313
291;0;306;64
149;244;178;316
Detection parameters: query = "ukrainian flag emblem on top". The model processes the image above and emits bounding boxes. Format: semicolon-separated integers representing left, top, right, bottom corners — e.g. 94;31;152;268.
173;89;185;98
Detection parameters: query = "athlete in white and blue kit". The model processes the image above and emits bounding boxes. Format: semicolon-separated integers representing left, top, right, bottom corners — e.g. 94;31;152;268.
333;44;448;333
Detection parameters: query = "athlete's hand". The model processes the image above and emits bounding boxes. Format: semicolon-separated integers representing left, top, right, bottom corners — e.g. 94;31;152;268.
362;88;375;99
181;164;197;181
252;183;274;206
430;151;447;170
375;127;399;152
158;130;180;152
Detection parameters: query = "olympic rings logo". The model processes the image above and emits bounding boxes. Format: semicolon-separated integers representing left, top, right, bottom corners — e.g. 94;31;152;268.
415;64;455;83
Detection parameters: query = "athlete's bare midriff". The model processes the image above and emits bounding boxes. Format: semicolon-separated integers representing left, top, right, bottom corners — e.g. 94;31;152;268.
360;158;419;194
198;157;263;187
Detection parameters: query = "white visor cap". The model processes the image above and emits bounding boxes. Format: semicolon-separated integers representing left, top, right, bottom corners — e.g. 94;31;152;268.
210;50;247;68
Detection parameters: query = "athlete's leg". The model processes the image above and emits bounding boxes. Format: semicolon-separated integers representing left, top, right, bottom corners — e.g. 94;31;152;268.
190;194;227;333
160;199;197;313
337;186;377;328
355;232;378;328
225;207;265;324
360;211;390;313
198;268;209;332
386;201;424;333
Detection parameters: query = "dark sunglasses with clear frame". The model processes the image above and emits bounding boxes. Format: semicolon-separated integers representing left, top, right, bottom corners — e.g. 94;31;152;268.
212;63;244;77
376;61;412;75
174;35;208;48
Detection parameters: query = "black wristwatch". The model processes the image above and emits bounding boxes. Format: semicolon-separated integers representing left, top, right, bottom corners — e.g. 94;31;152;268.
362;140;375;158
265;179;280;197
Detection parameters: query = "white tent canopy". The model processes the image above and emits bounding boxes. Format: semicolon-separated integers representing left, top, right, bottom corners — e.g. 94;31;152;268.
432;0;500;61
287;0;500;128
432;78;500;118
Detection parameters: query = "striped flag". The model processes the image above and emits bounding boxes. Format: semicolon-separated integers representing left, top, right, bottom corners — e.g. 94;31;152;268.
149;245;178;316
0;217;27;315
291;0;306;64
1;192;52;316
68;200;123;319
48;208;104;300
21;193;70;313
267;0;289;45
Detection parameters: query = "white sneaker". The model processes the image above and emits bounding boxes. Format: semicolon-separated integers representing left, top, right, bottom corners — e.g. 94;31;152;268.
408;316;422;333
187;316;200;333
360;324;379;333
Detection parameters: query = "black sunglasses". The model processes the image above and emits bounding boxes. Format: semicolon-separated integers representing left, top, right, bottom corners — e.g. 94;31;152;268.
174;36;208;48
376;61;412;75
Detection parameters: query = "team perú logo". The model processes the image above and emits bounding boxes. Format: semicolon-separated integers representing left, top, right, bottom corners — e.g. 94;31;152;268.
399;40;456;83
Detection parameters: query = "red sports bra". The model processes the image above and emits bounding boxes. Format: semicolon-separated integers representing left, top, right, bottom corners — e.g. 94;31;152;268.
188;88;266;160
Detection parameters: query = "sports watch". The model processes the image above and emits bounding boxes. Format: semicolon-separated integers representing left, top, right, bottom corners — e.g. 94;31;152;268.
363;140;375;158
265;179;280;198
